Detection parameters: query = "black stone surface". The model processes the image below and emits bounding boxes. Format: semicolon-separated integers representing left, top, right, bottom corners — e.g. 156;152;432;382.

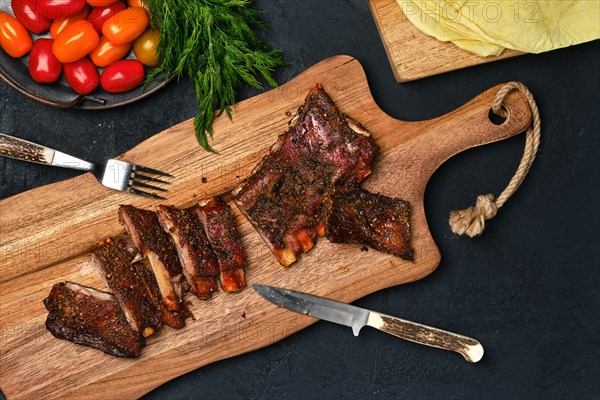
1;1;599;399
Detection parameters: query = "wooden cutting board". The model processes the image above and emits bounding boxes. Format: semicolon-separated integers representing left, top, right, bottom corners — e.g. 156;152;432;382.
369;0;522;82
0;55;532;399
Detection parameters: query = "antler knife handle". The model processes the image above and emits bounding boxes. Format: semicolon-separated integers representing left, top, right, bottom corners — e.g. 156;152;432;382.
367;311;484;363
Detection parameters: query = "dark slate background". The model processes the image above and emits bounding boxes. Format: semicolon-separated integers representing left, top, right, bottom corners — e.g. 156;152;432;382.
1;1;598;399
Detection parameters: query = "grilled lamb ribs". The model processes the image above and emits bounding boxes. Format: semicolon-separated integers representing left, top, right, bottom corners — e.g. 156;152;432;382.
157;205;220;299
91;238;162;336
118;205;187;320
43;84;414;359
233;83;379;266
197;197;246;292
322;188;413;260
44;282;144;358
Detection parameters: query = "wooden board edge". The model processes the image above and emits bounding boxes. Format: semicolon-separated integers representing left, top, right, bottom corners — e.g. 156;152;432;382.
368;0;404;83
368;0;524;83
398;49;523;83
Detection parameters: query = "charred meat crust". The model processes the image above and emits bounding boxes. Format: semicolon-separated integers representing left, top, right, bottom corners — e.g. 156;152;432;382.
118;205;183;281
157;205;220;300
322;188;413;260
197;197;246;292
44;282;144;358
91;238;162;336
233;83;379;266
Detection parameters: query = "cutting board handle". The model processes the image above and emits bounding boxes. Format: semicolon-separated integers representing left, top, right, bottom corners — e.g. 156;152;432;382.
415;83;533;177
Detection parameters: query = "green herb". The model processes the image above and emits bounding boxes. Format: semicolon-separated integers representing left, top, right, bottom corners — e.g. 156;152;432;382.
144;0;286;151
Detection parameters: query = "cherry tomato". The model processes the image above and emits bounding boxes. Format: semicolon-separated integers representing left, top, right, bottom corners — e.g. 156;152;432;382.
11;0;52;34
100;59;144;93
102;7;148;46
0;11;32;58
86;0;118;6
87;0;126;34
89;36;131;67
39;0;87;19
133;28;159;67
63;57;99;94
127;0;145;8
50;4;89;38
29;38;62;83
53;20;99;63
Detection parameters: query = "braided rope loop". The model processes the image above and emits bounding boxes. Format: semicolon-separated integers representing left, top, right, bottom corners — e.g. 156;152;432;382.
449;82;541;237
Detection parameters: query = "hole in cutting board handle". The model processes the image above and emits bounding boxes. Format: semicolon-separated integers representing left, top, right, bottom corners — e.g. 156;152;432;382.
488;105;509;125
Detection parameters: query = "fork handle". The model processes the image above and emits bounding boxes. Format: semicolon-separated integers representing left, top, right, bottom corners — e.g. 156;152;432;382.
0;133;92;171
0;133;54;165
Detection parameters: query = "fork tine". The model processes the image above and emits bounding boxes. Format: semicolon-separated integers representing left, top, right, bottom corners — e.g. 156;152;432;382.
132;164;173;178
131;173;172;185
130;180;170;192
126;187;167;200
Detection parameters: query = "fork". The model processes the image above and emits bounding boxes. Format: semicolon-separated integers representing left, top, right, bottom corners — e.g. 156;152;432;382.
0;133;172;200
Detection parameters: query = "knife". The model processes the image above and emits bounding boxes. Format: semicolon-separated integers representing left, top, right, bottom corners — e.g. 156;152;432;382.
252;284;484;363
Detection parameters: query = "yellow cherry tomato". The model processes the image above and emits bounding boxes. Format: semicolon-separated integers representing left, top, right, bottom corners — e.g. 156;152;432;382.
133;28;159;67
0;11;33;58
89;35;132;67
53;20;99;63
102;7;148;46
50;5;90;39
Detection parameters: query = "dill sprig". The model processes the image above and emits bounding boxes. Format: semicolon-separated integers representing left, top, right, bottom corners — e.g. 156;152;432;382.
144;0;286;151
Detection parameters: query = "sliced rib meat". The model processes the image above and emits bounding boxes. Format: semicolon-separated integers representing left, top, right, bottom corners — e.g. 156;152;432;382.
135;260;188;328
44;282;144;358
233;83;379;266
322;188;413;260
91;238;162;336
157;205;220;300
118;205;184;314
196;197;246;292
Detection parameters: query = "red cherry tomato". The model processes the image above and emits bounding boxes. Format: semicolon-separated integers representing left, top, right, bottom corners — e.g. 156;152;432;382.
52;20;99;63
50;4;89;38
89;36;131;67
87;0;126;34
102;7;148;46
0;11;33;58
63;57;99;95
100;59;144;93
86;0;118;6
29;38;63;83
11;0;52;34
39;0;87;19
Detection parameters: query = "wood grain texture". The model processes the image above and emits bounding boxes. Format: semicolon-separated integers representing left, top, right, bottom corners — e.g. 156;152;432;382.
0;55;532;399
369;0;522;82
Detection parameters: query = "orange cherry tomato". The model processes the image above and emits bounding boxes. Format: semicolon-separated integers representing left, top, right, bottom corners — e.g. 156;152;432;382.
89;36;131;67
53;20;99;63
127;0;145;8
0;11;33;58
86;0;118;6
102;7;148;46
50;4;90;38
133;28;159;67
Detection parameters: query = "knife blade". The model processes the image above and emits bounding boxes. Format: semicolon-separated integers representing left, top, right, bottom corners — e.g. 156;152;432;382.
252;284;484;363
